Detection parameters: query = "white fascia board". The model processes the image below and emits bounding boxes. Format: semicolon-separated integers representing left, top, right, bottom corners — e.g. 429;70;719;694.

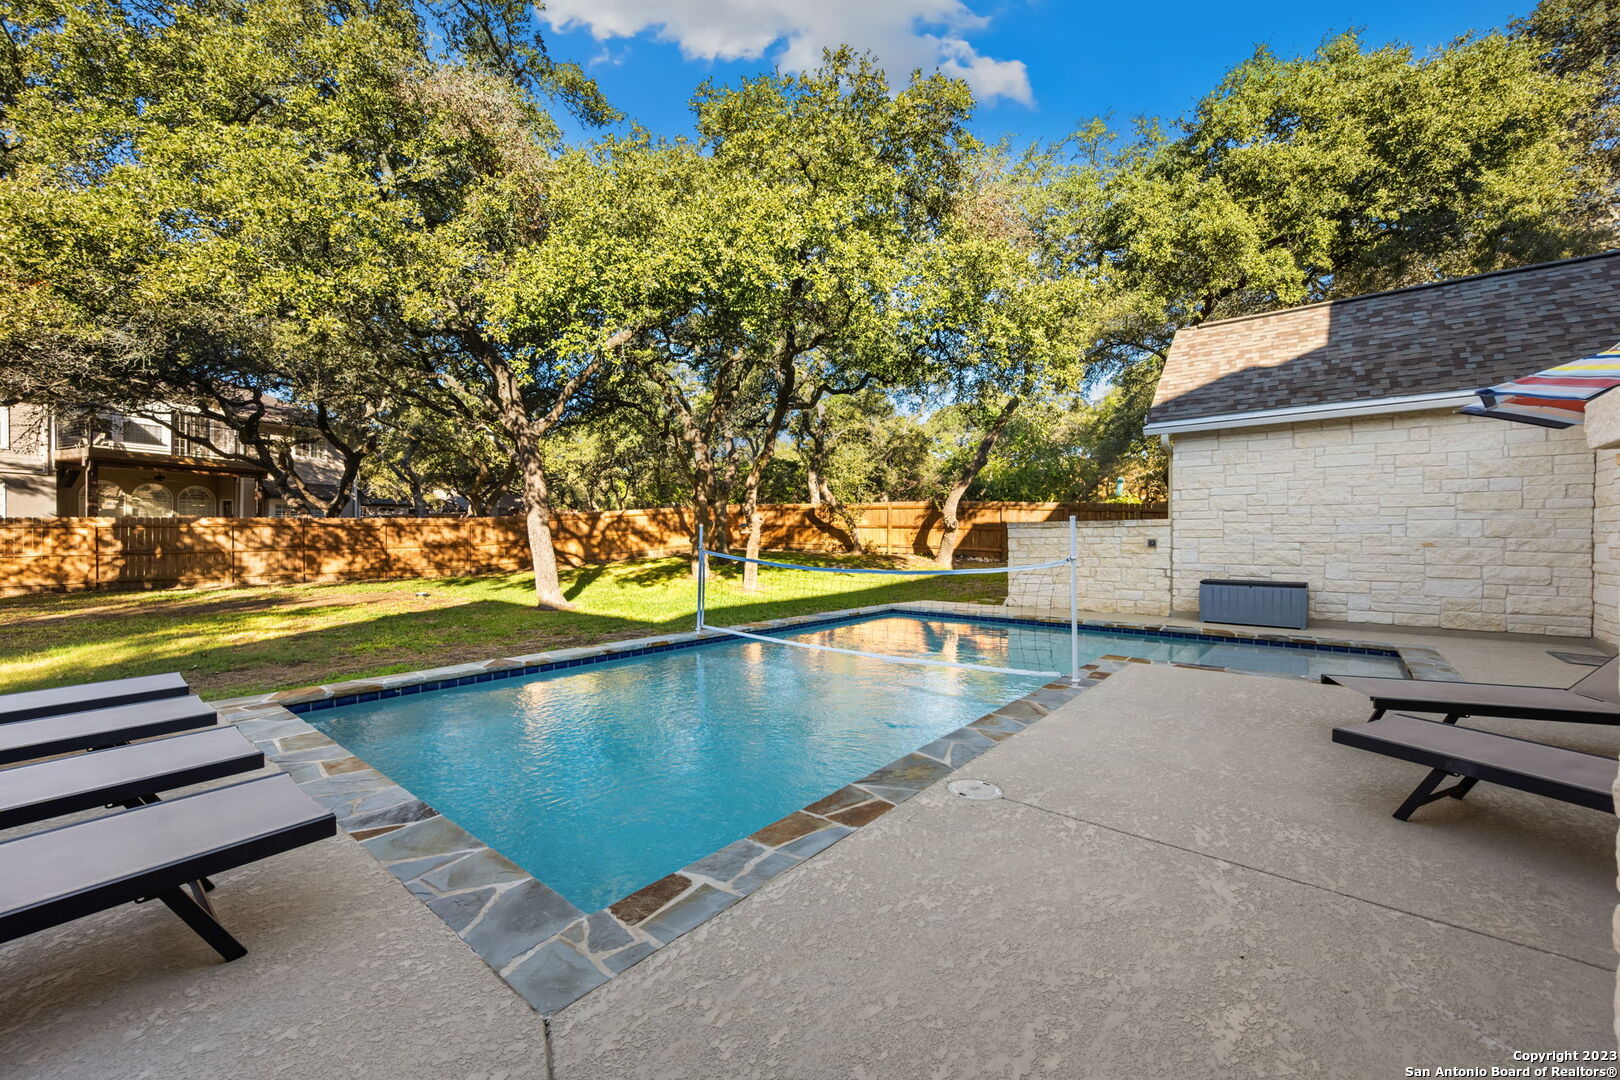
1142;390;1478;437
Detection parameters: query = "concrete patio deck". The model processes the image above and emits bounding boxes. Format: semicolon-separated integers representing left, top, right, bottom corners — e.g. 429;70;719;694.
1;626;1614;1078
0;781;551;1079
549;663;1617;1078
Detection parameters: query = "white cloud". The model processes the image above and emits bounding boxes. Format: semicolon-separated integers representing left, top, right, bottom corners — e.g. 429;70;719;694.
588;44;631;68
542;0;1035;107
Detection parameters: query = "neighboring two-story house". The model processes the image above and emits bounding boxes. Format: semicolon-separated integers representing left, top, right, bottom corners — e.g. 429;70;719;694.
0;403;356;519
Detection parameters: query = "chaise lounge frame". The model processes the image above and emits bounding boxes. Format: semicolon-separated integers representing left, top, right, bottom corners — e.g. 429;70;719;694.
1332;712;1617;821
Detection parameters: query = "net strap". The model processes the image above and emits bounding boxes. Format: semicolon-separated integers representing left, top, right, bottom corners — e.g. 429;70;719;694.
702;624;1062;679
701;550;1072;576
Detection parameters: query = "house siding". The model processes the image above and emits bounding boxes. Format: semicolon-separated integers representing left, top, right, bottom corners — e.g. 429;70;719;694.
1168;409;1596;638
0;405;57;518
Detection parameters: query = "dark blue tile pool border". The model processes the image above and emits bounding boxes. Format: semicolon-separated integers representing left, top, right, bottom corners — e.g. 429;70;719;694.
283;608;1408;715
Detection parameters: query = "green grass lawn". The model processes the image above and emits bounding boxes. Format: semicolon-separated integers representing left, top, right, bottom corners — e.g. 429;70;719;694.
0;551;1006;700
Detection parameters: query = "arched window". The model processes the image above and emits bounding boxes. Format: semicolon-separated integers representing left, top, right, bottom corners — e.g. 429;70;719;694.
96;481;127;517
129;482;174;518
176;486;215;517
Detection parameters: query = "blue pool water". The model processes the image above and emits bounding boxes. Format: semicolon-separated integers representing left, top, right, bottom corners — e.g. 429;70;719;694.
310;614;1405;911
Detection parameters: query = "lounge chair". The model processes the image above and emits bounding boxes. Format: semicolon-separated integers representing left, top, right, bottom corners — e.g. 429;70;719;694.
1322;656;1619;725
0;672;190;724
0;695;217;766
0;773;336;960
0;727;263;830
1333;712;1617;820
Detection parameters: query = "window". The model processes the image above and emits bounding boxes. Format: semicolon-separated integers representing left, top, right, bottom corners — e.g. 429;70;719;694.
176;486;215;517
108;412;171;450
267;499;300;518
291;440;335;463
0;406;9;451
129;482;174;517
96;481;128;516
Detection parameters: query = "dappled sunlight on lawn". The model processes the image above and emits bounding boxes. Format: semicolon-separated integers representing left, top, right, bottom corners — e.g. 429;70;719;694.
0;552;1007;699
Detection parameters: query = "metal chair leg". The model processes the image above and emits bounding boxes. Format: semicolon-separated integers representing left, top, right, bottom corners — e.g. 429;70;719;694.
1393;768;1478;821
156;887;246;962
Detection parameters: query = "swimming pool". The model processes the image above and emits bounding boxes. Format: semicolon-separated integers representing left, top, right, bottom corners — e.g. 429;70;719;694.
307;612;1405;912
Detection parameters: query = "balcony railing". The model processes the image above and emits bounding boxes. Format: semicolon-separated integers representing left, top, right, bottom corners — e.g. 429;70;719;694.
54;412;244;460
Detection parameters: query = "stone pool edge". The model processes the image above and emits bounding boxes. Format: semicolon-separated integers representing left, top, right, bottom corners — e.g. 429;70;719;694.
210;604;1461;1015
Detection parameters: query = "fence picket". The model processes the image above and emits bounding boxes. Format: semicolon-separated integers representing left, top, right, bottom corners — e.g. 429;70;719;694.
0;501;1166;596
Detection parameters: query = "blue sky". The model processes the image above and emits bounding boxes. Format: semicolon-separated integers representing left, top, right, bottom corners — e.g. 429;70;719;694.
543;0;1528;148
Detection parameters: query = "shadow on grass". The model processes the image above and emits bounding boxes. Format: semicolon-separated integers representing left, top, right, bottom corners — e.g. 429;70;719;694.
4;551;1007;700
80;583;990;698
562;564;609;601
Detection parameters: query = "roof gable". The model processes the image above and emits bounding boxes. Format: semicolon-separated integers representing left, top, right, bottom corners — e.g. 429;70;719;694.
1146;251;1620;430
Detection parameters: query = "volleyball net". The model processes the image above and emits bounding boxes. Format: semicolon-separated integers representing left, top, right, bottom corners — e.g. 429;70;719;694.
694;518;1082;682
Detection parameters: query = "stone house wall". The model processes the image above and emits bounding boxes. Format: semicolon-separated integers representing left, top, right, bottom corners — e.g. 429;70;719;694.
1167;410;1596;638
1005;520;1171;616
1593;448;1620;648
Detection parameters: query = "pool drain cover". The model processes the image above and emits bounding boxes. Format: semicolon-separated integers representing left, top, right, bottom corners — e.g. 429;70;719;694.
948;779;1002;801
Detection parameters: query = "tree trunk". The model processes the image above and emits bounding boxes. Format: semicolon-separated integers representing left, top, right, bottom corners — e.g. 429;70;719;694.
645;362;731;576
738;354;800;592
795;399;861;554
515;451;569;608
936;397;1020;569
471;327;624;606
739;463;765;593
692;473;717;576
819;478;863;554
486;352;570;608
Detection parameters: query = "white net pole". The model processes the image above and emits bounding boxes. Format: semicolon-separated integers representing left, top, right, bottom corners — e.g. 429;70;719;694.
1068;515;1080;684
695;524;706;631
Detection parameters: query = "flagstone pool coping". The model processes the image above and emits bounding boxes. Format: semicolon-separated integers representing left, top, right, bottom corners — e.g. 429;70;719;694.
210;602;1460;1015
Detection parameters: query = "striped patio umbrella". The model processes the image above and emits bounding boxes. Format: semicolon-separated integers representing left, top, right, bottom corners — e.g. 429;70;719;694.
1460;343;1620;428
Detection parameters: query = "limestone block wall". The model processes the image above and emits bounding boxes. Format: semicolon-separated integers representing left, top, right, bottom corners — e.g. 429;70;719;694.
1168;410;1596;637
1005;520;1171;615
1595;449;1620;648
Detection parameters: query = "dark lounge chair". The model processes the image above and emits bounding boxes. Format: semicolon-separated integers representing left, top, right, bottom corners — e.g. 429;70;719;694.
0;773;336;960
0;695;218;766
1322;656;1620;725
0;727;263;830
1333;713;1617;821
0;672;190;724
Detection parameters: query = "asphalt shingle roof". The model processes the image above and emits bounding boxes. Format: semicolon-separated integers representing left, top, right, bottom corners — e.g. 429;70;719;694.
1145;251;1620;428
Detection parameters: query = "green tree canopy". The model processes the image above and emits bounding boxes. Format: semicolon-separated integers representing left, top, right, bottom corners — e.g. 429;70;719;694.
1043;24;1616;474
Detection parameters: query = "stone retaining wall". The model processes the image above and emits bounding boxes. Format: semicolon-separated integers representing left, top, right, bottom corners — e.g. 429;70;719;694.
1005;520;1172;616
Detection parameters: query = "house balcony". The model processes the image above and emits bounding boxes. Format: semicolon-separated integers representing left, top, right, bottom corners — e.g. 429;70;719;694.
52;412;265;477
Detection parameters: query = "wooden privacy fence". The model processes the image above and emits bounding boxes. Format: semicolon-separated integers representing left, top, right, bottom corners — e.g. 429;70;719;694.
0;501;1166;596
749;501;1166;560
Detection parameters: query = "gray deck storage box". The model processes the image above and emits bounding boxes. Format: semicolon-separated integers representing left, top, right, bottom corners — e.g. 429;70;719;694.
1199;579;1308;630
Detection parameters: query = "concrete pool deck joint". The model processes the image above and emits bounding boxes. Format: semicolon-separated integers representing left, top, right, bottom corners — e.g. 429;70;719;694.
215;603;1462;1016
